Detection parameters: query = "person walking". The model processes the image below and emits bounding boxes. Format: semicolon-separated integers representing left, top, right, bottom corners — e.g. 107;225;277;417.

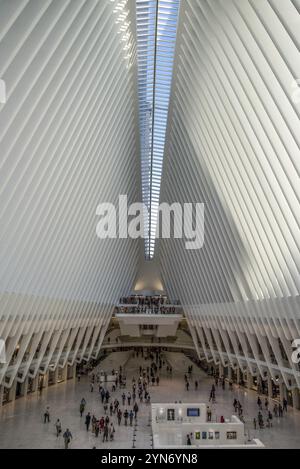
44;406;50;423
103;423;109;442
258;411;264;428
124;409;129;426
257;396;262;410
99;416;105;434
133;401;139;419
55;419;62;437
80;401;85;417
63;429;72;449
268;410;273;427
109;423;115;441
85;412;91;431
92;415;97;433
233;398;237;412
95;421;100;438
117;409;122;426
129;409;134;426
265;398;269;410
114;399;119;413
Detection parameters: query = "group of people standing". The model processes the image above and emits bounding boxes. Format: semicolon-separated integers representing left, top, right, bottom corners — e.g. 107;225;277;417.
253;395;288;430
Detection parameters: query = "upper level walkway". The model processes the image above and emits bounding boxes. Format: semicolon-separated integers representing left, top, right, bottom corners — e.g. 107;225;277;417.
116;295;182;316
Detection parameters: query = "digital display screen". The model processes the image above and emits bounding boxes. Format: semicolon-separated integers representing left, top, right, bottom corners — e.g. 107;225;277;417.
187;408;200;417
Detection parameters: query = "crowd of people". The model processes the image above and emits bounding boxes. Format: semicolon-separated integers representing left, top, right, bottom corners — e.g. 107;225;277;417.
181;364;291;437
116;305;178;315
119;296;178;306
42;349;167;449
116;295;181;315
253;395;288;430
41;348;293;449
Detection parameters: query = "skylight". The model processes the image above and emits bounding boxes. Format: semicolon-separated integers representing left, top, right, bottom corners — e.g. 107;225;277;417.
136;0;180;259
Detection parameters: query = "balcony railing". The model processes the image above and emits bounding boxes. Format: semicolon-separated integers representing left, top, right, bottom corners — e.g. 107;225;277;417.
115;305;182;315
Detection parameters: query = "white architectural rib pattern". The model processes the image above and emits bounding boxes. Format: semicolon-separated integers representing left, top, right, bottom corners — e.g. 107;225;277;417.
0;0;141;389
159;0;300;390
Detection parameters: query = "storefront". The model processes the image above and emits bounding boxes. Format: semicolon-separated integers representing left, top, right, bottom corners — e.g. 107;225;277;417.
2;387;10;405
67;365;74;380
27;378;35;394
57;367;64;383
48;370;56;386
15;381;22;399
38;374;44;390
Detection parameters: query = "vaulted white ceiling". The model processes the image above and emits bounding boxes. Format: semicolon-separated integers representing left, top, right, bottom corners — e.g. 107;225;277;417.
0;0;300;390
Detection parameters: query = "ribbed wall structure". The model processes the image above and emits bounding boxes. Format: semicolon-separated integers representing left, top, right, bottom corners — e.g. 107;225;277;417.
1;0;300;403
0;0;141;388
159;0;300;389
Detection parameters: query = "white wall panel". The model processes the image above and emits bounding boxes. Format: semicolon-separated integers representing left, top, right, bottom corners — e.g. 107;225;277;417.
0;0;141;386
159;0;300;388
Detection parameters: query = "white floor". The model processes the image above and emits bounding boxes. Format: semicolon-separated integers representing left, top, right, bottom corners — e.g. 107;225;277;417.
0;352;300;449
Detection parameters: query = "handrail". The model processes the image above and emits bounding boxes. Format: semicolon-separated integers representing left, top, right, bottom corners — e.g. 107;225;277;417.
101;341;195;350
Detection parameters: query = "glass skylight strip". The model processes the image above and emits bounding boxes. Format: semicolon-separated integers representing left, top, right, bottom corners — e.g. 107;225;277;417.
136;0;180;259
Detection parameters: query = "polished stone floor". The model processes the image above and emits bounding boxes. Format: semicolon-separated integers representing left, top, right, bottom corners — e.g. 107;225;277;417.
0;352;300;449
